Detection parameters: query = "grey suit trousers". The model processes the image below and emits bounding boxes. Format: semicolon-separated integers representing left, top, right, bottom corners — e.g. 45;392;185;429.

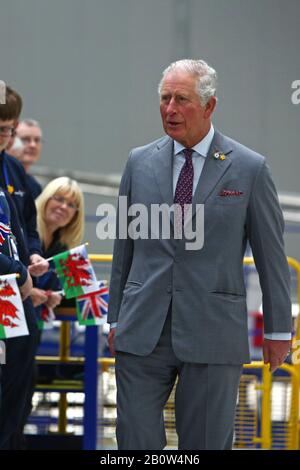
115;307;242;450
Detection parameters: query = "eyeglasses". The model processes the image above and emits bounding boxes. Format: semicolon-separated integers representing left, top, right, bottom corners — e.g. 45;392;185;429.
19;136;43;144
51;195;78;211
0;126;15;136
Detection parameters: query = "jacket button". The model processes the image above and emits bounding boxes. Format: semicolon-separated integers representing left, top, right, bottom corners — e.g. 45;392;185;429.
166;286;172;293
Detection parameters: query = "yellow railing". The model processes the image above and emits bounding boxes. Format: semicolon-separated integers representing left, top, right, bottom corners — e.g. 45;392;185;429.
242;362;272;449
242;362;299;450
243;257;300;449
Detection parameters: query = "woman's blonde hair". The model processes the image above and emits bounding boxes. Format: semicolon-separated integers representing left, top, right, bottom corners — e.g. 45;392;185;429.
36;177;84;249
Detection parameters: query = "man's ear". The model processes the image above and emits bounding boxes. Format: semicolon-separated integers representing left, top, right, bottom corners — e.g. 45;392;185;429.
204;96;217;119
13;120;19;135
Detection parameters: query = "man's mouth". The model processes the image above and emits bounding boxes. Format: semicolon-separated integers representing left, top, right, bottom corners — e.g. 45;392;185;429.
25;152;37;157
167;121;182;128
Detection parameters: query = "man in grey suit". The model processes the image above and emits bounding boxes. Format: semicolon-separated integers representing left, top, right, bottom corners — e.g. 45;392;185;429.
107;59;292;450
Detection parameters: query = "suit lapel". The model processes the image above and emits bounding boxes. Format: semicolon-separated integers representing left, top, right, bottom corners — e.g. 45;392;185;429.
151;136;174;208
185;130;233;226
193;130;233;204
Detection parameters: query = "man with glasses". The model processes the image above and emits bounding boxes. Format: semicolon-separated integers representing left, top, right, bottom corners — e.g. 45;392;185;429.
0;85;49;449
15;119;43;199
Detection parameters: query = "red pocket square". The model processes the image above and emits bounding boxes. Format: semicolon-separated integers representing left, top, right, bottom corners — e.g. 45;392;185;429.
219;189;244;197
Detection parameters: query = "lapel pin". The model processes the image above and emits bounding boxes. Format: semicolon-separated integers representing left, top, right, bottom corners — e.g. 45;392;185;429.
213;152;226;161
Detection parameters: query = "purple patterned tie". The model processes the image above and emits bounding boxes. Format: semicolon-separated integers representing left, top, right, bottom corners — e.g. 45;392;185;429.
174;148;194;225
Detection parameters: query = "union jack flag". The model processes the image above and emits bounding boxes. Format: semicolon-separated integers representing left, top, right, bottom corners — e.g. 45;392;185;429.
76;281;109;326
0;221;10;246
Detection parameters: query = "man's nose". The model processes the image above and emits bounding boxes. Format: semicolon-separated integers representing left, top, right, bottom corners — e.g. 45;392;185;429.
166;97;177;113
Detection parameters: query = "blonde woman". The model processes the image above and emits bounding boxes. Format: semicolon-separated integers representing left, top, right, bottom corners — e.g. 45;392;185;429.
32;177;84;308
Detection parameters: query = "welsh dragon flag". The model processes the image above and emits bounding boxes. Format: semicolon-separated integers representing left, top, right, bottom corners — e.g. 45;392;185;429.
76;281;109;326
0;273;29;339
37;305;56;330
52;244;98;299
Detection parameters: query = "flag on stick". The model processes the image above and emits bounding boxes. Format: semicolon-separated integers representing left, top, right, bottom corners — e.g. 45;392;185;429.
0;273;29;339
36;290;63;330
52;244;98;299
37;305;56;330
76;281;109;326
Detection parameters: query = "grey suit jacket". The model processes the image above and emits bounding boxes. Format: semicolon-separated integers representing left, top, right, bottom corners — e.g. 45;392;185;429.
107;130;292;364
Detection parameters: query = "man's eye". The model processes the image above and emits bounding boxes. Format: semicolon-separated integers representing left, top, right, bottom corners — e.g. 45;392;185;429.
178;96;188;102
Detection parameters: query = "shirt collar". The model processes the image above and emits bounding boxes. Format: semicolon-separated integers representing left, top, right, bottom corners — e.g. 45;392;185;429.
174;124;215;158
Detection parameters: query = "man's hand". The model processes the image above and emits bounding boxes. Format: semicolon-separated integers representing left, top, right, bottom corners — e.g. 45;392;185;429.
19;271;33;301
29;254;49;277
30;287;48;307
108;328;116;357
45;291;62;309
263;338;292;373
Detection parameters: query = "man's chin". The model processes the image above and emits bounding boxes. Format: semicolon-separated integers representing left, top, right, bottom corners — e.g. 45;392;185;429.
165;128;183;141
22;155;38;165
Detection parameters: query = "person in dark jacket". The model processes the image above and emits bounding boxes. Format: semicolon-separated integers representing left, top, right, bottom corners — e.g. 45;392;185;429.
0;85;48;449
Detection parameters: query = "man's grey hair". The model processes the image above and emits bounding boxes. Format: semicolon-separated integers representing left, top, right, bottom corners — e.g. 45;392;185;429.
18;118;42;134
158;59;217;105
